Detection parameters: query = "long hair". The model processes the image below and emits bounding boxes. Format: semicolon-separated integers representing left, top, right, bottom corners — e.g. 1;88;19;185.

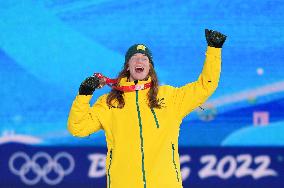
106;63;161;109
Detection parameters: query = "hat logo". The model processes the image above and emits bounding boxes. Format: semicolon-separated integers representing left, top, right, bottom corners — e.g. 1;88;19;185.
136;45;146;51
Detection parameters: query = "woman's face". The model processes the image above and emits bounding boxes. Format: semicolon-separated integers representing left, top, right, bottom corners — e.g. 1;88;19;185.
127;53;150;82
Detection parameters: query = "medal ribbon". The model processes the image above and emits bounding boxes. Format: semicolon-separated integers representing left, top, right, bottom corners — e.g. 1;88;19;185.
94;73;152;92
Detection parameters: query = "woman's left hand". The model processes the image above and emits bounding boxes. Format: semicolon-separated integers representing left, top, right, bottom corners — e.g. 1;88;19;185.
205;29;227;48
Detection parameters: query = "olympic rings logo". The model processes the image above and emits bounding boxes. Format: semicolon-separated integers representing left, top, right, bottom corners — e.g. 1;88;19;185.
9;152;75;186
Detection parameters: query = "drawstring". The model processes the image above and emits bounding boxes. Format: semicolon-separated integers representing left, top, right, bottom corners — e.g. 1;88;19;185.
150;108;160;128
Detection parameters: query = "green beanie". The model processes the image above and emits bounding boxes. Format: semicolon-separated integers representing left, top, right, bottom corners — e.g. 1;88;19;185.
125;44;154;67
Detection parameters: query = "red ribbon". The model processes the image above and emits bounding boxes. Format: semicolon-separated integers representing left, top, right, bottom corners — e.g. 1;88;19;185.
94;73;152;92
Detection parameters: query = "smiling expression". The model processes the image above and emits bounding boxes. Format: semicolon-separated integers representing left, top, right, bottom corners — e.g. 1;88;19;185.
127;53;150;82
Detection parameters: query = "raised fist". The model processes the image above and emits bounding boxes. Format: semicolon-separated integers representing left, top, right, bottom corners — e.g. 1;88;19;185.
205;29;227;48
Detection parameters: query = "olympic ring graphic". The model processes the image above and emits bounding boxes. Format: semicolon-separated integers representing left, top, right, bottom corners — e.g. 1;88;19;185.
9;151;75;186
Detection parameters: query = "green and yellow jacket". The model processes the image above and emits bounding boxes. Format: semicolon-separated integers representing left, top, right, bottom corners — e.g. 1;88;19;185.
68;46;221;188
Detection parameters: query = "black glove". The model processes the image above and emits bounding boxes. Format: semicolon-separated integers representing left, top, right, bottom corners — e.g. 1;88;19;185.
205;29;227;48
79;76;100;95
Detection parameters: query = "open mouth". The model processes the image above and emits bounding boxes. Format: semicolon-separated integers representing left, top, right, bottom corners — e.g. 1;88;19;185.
135;66;144;73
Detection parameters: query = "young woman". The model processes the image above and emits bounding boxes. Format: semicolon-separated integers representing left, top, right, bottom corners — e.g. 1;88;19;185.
68;29;227;188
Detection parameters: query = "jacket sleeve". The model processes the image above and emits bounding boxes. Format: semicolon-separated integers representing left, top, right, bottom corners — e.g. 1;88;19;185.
173;46;222;120
67;94;110;137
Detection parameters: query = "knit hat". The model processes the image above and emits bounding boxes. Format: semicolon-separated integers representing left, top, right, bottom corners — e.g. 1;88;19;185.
125;44;154;67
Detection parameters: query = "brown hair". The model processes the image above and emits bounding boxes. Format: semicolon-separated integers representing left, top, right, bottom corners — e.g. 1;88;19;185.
106;63;161;109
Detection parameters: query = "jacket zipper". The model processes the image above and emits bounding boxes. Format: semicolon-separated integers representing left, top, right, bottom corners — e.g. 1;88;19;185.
150;108;160;128
107;149;113;188
135;90;147;188
171;143;180;182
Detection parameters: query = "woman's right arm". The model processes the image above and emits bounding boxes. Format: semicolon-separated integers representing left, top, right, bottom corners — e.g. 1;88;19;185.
67;94;110;137
67;74;109;137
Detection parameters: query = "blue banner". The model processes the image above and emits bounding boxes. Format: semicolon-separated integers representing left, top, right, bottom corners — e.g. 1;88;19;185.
1;144;284;188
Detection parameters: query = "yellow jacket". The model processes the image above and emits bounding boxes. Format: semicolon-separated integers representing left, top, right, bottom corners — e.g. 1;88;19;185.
67;46;221;188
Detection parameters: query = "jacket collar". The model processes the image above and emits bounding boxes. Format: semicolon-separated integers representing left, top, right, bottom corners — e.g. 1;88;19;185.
113;76;152;92
119;76;152;87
